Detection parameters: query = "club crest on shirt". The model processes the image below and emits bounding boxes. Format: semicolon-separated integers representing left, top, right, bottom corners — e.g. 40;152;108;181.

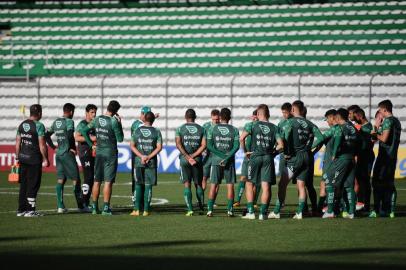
259;124;270;134
23;123;30;132
218;126;230;136
56;120;62;129
99;118;107;127
185;125;198;134
140;128;151;137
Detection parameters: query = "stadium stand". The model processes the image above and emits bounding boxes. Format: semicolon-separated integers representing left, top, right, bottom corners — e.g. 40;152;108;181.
0;1;405;145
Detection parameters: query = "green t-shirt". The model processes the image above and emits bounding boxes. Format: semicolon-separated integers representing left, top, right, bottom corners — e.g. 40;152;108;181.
242;121;253;152
132;126;162;168
307;120;323;152
332;121;360;160
359;122;374;159
244;120;280;156
82;115;124;155
17;119;45;164
206;123;239;165
175;122;205;161
278;118;290;139
315;125;339;166
202;121;216;156
377;116;401;159
48;117;75;156
284;117;314;155
75;119;96;157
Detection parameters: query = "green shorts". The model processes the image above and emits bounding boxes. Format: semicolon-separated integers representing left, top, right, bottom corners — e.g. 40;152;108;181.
135;166;157;186
248;155;276;185
323;158;355;188
210;162;236;185
285;151;309;183
180;159;203;185
56;152;80;181
94;153;117;183
240;157;249;179
203;154;212;178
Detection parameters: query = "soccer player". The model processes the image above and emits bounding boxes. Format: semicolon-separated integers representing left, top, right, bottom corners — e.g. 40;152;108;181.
202;109;220;191
46;103;84;213
130;112;163;216
370;100;401;218
353;108;375;212
74;104;97;209
175;109;206;216
322;108;359;219
269;101;319;219
233;109;258;208
348;105;361;127
15;104;49;217
206;108;239;217
314;109;338;214
130;106;158;203
240;104;283;220
81;100;124;215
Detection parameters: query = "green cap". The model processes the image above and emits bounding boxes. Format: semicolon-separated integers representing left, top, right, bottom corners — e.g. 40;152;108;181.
141;106;151;114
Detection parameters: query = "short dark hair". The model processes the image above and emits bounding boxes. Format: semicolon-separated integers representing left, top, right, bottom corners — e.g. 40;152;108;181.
324;109;337;118
63;103;75;113
211;109;220;116
347;105;361;112
378;99;393;113
292;100;305;115
107;100;121;115
185;108;196;120
252;109;257;116
144;111;155;124
85;104;97;112
337;108;349;121
353;108;366;119
303;106;307;118
220;108;231;122
30;104;42;117
281;102;292;112
257;104;270;119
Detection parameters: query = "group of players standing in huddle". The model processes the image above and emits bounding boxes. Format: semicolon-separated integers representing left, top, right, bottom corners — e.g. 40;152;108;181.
15;99;400;220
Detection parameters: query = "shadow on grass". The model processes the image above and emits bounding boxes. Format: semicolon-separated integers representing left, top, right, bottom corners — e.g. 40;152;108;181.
0;236;47;242
297;247;406;255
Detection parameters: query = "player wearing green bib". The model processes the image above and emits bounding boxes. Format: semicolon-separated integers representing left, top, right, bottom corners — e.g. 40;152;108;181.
202;109;220;191
206;108;239;217
370;100;401;218
233;109;258;208
353;108;375;212
130;112;163;217
240;104;283;220
81;100;124;215
46;103;84;213
175;109;206;216
322;108;360;219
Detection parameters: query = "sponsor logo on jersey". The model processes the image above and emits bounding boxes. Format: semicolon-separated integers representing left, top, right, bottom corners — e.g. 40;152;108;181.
23;123;30;132
218;126;230;136
99;117;107;127
56;120;62;129
140;128;152;137
259;124;270;134
297;119;308;129
185;125;198;134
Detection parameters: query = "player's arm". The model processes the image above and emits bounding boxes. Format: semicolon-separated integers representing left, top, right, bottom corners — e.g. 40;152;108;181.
274;131;284;154
67;119;76;154
190;137;207;159
331;127;343;160
44;124;56;150
130;141;144;159
80;118;96;147
37;123;49;167
222;128;240;163
15;134;21;162
176;136;191;159
283;121;293;158
113;116;124;143
75;122;96;143
239;130;251;157
206;127;227;159
146;131;163;163
376;119;391;143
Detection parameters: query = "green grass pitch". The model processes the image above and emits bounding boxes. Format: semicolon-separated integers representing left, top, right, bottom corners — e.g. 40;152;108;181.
0;172;406;270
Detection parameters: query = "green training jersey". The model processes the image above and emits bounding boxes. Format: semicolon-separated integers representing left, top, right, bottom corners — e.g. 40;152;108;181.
48;117;75;156
175;122;205;161
242;121;254;152
84;115;124;155
131;119;144;137
312;125;339;168
307;120;323;152
359;122;374;159
284;117;314;155
202;121;215;156
132;125;162;168
76;119;96;157
206;123;239;165
332;121;359;160
17;119;45;165
244;120;280;156
377;116;401;159
278;118;290;140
